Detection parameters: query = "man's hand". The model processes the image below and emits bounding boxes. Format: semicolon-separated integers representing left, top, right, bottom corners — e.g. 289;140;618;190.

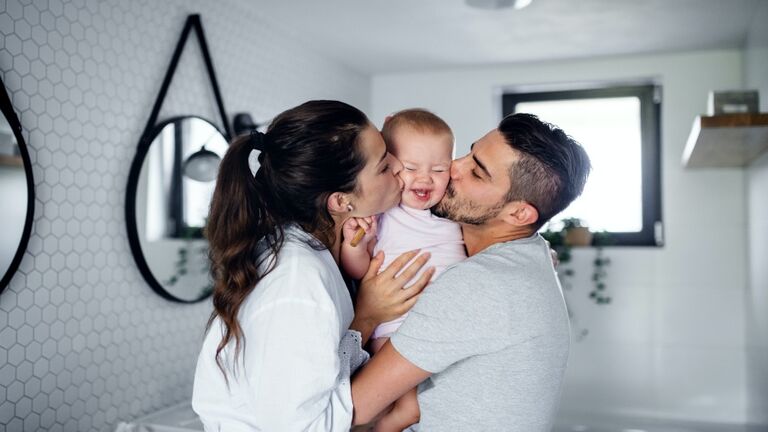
543;240;559;268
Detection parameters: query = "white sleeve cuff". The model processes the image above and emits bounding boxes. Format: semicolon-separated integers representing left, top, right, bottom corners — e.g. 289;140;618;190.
338;329;370;382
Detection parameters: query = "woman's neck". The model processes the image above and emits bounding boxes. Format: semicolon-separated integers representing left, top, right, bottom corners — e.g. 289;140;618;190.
311;217;345;265
327;223;344;264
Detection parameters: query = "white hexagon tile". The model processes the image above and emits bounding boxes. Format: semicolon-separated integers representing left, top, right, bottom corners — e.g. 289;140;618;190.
0;0;369;430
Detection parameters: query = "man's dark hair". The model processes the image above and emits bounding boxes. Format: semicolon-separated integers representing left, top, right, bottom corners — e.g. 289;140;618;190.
498;113;591;230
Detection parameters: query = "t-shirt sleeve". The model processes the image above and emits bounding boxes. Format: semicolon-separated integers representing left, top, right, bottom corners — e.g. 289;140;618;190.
390;262;507;374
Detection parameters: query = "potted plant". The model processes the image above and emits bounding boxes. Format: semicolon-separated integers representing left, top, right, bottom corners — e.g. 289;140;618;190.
541;219;612;305
562;217;593;247
590;231;612;305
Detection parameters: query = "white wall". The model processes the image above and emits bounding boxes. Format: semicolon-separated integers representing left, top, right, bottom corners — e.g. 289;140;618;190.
744;0;768;424
372;49;750;423
0;0;369;430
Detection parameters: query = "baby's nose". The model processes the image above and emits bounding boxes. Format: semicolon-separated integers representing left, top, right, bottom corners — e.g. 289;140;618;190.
416;171;433;183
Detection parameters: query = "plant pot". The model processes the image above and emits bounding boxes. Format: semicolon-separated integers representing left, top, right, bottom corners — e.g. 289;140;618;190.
564;227;593;247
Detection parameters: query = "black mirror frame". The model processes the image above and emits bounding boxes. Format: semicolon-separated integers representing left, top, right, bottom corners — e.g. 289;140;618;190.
126;14;231;303
0;75;36;293
125;115;226;303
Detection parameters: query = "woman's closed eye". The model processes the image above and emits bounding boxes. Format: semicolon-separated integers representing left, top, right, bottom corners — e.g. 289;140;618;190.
380;164;390;174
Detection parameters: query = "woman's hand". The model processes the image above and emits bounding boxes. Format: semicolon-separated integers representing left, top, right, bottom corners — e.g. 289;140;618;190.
350;250;435;345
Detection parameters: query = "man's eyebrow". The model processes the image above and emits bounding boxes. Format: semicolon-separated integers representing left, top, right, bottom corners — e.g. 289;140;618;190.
473;155;491;178
470;143;491;178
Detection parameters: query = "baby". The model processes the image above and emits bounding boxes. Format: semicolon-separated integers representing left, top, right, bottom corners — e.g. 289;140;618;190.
341;108;467;431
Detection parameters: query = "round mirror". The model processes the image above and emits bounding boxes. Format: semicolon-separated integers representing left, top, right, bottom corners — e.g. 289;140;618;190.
126;116;230;302
0;78;34;294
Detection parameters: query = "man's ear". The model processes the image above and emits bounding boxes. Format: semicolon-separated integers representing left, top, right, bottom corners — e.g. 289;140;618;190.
327;192;351;215
501;201;539;227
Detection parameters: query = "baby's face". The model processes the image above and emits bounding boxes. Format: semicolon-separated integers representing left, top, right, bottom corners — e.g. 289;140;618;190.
390;127;453;210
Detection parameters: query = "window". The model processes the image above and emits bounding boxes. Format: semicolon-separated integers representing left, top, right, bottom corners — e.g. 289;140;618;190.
503;84;662;246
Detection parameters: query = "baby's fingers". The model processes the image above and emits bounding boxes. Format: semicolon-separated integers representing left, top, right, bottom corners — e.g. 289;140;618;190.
343;217;360;230
356;217;371;232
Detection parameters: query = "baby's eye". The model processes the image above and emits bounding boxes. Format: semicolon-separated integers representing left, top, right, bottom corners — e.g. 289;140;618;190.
404;166;416;171
432;169;446;173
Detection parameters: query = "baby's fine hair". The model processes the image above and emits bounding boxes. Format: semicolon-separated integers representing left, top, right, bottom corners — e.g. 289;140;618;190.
381;108;454;150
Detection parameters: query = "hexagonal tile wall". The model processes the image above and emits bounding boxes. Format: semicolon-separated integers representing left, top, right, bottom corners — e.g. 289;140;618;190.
0;0;369;430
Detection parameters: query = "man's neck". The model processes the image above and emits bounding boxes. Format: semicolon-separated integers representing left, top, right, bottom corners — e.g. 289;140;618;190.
461;222;535;257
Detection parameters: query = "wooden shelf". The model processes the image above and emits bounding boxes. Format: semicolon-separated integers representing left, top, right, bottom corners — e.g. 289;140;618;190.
682;113;768;168
0;155;23;167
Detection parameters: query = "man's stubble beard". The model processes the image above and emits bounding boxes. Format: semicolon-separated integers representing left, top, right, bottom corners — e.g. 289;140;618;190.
433;182;505;226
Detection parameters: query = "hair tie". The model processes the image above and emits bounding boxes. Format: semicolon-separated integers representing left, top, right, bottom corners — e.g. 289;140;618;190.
250;130;266;152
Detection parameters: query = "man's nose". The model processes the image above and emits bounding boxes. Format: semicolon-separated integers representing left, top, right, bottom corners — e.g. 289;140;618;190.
450;158;465;180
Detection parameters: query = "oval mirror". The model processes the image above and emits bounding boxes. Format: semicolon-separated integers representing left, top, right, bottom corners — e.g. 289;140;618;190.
0;77;35;294
126;116;230;302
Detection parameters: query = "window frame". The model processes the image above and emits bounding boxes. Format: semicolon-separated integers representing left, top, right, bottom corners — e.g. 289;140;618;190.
502;84;663;247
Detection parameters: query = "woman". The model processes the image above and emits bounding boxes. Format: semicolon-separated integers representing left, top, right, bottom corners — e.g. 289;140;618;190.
192;100;433;431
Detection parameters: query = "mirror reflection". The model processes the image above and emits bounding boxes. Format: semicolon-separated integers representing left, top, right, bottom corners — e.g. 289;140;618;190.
135;116;229;302
0;111;27;290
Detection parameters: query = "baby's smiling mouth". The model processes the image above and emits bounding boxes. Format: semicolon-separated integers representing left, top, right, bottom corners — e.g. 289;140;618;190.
411;188;432;201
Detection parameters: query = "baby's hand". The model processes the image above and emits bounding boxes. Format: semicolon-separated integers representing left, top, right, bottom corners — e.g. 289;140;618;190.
343;216;378;247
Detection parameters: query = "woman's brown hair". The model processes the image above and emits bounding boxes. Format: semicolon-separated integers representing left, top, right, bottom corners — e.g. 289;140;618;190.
204;100;370;382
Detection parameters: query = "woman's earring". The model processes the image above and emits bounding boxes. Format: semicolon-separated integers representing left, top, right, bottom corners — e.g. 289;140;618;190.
347;204;354;212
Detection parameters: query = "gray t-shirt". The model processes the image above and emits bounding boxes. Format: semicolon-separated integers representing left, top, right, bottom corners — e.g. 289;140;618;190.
391;233;570;431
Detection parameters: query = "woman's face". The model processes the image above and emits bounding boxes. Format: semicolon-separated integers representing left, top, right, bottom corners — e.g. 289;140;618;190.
349;124;404;217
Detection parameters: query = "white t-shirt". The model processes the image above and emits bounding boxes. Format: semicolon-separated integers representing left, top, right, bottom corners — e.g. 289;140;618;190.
372;205;466;339
192;226;369;431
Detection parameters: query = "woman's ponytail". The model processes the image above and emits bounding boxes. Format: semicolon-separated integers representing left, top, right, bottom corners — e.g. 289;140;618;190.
204;100;370;383
205;134;282;383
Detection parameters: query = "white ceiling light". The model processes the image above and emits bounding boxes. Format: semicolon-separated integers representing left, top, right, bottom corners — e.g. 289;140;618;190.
465;0;533;10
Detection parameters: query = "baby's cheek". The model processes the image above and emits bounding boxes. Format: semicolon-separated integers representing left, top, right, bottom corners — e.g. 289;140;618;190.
433;174;451;197
435;172;450;188
397;171;414;187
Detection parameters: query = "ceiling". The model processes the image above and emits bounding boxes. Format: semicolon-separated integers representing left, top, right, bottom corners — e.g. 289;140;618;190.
253;0;763;75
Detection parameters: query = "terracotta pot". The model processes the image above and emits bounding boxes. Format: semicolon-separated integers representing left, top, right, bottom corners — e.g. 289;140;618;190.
564;227;593;247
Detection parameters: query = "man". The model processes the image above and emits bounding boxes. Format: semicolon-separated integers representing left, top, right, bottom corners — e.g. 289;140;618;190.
351;113;591;431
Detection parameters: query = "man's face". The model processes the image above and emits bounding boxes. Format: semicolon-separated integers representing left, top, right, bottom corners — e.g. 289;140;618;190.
434;129;518;225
